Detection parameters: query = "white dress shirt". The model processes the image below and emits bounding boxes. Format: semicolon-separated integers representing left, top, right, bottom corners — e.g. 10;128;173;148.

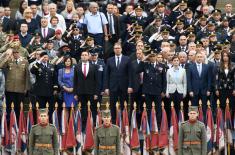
82;62;89;76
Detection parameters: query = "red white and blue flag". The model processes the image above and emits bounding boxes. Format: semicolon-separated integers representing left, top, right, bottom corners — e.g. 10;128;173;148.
122;105;130;155
130;107;140;155
75;107;83;155
150;103;159;153
17;105;27;154
9;107;19;153
52;107;61;155
140;107;151;155
216;105;225;151
206;105;214;154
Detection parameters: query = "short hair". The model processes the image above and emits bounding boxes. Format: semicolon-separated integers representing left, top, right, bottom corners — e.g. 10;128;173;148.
50;16;59;22
114;42;122;47
49;3;57;9
171;55;179;61
89;2;99;8
178;51;187;57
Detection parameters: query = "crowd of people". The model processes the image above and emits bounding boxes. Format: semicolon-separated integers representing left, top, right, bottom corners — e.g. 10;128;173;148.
0;0;234;154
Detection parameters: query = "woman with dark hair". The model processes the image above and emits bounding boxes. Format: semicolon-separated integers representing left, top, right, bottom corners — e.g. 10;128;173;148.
215;51;235;111
166;55;187;117
58;56;77;108
15;1;28;20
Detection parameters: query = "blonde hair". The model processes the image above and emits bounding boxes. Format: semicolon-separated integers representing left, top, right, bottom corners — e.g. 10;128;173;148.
65;0;76;14
23;7;32;19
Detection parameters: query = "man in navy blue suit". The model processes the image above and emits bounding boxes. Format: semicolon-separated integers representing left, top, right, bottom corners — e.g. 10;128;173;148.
104;42;132;122
187;51;211;121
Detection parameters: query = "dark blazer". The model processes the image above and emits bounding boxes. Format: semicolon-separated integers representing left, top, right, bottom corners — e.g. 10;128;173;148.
215;65;235;91
137;62;166;95
73;62;98;95
35;28;55;43
105;13;120;41
92;59;105;93
187;63;211;95
30;62;58;97
130;59;142;93
175;46;188;53
104;55;131;92
2;17;13;32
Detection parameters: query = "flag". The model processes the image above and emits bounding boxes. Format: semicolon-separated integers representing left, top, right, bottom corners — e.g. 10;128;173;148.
169;104;179;155
158;103;169;154
9;107;19;153
17;105;27;154
36;108;40;124
61;106;68;151
122;104;131;155
130;107;140;154
116;103;123;154
75;107;83;155
52;107;61;155
178;102;184;125
216;105;225;151
225;103;233;146
198;104;204;122
150;103;159;153
206;104;214;154
1;109;10;153
96;107;102;128
65;108;77;154
140;106;151;155
26;107;34;134
83;109;94;151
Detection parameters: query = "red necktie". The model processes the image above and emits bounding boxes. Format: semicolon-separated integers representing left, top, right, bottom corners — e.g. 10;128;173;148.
83;63;87;78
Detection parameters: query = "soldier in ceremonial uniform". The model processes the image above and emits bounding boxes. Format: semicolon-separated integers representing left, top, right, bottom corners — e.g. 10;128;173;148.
178;106;207;155
29;108;58;155
30;52;58;117
94;110;120;155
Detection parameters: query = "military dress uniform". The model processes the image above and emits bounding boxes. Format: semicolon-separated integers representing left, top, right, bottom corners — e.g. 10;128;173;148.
94;110;120;155
29;123;59;155
178;107;207;155
0;54;30;118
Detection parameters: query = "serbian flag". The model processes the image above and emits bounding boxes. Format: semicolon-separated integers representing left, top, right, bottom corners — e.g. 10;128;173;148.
158;103;169;154
169;104;179;155
1;109;10;153
52;107;61;155
9;107;19;153
83;110;94;152
130;108;140;155
17;105;27;154
36;108;40;124
122;105;131;155
75;108;83;155
140;107;151;155
65;108;77;154
96;108;102;128
26;107;34;134
198;104;204;122
206;105;214;154
216;105;225;151
225;103;233;146
116;104;123;154
61;107;68;151
150;103;159;153
178;103;184;125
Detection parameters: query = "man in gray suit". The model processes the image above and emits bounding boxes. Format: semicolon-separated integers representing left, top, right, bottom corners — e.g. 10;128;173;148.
166;55;187;117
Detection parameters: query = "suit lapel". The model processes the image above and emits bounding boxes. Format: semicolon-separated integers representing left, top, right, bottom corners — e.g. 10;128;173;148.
193;63;200;78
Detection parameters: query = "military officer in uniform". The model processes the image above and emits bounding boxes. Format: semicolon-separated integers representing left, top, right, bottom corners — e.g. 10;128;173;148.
89;47;105;103
94;110;120;155
0;48;30;119
178;106;207;155
29;108;58;155
30;52;58;117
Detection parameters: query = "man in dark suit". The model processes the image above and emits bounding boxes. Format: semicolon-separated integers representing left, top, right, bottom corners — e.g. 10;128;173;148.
73;50;98;129
0;7;13;32
30;52;58;118
104;42;132;122
130;49;145;121
35;17;55;43
187;51;211;121
137;53;166;125
175;35;188;53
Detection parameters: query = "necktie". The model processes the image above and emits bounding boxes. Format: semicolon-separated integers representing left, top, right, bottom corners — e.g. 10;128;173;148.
109;14;113;35
15;60;18;64
197;64;201;77
43;28;46;38
182;47;185;51
83;63;87;78
140;72;143;84
117;57;120;69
